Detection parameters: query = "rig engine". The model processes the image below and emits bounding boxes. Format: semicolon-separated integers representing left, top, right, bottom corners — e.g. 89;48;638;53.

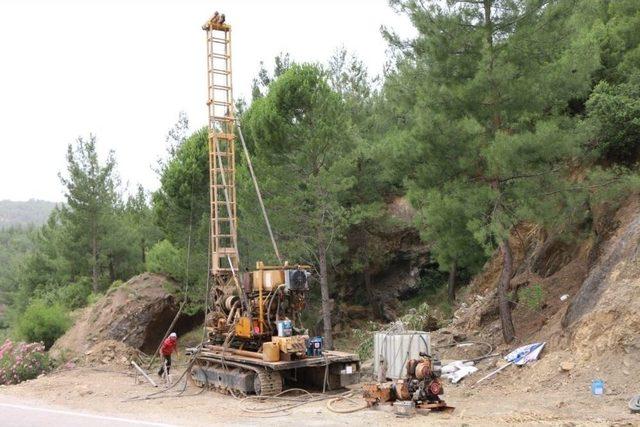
206;262;311;352
363;352;447;409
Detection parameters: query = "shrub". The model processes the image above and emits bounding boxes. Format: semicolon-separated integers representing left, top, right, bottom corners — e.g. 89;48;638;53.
109;279;124;290
146;240;186;282
400;303;439;331
57;277;92;309
351;321;380;360
87;292;102;305
587;74;640;164
0;339;51;385
17;300;71;349
519;284;545;311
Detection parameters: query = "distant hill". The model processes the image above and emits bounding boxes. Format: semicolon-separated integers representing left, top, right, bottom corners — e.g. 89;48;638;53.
0;199;57;228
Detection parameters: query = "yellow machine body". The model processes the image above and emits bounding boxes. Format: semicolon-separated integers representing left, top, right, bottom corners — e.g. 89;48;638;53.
235;316;252;339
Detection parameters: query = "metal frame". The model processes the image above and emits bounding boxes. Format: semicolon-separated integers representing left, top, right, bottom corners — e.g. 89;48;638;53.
205;22;239;277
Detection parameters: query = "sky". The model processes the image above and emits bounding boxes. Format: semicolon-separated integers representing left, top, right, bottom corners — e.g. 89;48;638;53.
0;0;415;202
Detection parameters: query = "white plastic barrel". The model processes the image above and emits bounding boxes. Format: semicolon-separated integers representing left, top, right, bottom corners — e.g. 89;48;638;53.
373;331;431;380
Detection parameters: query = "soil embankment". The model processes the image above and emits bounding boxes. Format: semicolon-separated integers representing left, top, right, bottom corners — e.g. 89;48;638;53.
51;272;201;359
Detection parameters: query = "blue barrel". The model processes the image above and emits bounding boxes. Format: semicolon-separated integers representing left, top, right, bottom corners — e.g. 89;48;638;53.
307;336;323;357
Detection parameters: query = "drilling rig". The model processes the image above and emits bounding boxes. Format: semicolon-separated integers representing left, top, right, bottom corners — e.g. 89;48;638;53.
188;11;360;396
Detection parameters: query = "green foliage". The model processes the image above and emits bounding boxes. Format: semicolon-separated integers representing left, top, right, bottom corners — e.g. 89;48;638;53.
403;281;453;320
109;279;124;290
17;300;70;349
240;63;357;265
146;240;187;283
587;73;640;163
56;278;92;310
519;284;545;311
351;321;379;360
6;0;640;342
2;136;162;331
58;135;119;292
87;292;101;306
0;226;35;310
400;302;439;331
151;125;209;309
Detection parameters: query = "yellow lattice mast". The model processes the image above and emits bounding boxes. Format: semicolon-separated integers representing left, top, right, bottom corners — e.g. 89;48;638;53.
202;13;239;280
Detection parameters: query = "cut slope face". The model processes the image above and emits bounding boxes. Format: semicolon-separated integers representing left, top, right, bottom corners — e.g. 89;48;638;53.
454;198;640;354
564;199;640;359
51;273;198;358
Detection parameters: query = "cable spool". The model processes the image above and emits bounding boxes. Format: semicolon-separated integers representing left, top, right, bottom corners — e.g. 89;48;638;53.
224;296;239;311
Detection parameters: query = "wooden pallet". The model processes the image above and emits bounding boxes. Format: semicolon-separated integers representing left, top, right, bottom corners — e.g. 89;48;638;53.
189;348;359;371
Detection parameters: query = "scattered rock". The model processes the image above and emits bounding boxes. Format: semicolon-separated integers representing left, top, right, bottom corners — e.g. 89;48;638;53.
560;361;574;371
83;340;140;366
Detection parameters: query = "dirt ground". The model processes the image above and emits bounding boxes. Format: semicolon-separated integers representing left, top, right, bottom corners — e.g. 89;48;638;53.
1;354;638;427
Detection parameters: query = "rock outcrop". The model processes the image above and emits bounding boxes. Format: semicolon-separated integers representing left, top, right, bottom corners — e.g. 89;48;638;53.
51;273;200;358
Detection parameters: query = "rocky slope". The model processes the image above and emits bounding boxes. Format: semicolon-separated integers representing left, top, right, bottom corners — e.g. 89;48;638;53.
51;273;200;358
446;196;640;395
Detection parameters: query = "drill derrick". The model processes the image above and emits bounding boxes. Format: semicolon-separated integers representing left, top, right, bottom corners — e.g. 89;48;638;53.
189;11;361;397
204;18;238;280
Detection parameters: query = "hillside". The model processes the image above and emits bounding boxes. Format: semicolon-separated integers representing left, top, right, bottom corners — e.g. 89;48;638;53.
0;199;57;228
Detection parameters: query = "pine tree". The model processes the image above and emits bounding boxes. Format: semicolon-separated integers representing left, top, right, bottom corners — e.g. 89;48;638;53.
387;0;599;342
58;135;119;292
240;64;357;348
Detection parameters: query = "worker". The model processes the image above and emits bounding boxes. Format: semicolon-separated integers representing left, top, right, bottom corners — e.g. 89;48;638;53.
157;332;178;377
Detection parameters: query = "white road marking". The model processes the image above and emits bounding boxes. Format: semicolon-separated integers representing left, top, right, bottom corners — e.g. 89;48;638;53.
0;402;176;426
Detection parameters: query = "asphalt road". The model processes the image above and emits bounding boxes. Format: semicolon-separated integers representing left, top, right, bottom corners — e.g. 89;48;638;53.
0;396;176;427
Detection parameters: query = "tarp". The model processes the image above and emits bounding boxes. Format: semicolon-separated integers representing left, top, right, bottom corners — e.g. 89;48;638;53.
441;360;478;383
504;342;545;365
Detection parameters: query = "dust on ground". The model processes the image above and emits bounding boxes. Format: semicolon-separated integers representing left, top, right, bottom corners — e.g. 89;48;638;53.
0;351;638;427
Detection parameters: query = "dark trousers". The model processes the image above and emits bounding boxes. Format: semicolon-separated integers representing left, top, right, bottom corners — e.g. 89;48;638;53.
158;355;171;376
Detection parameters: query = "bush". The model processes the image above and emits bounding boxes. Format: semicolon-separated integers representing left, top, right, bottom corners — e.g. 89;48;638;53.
519;284;545;311
352;321;379;360
57;277;92;309
146;240;186;282
109;279;124;290
587;74;640;164
400;302;440;331
0;339;51;384
17;300;71;349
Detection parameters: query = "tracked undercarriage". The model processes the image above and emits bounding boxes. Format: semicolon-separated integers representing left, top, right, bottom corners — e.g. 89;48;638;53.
190;359;283;396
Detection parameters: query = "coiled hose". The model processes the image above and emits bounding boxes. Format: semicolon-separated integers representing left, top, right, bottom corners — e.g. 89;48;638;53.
629;394;640;413
240;388;367;416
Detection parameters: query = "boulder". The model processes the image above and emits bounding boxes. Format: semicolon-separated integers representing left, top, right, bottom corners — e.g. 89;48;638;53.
51;273;201;358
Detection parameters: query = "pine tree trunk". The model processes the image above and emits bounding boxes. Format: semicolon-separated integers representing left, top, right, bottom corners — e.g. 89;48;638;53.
108;253;116;283
318;246;333;350
141;238;146;265
498;239;516;343
447;261;457;303
363;263;379;318
91;232;98;293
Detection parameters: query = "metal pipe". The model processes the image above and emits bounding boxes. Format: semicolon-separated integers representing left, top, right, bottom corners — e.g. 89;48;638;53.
131;361;158;387
205;345;263;360
258;267;264;333
226;300;240;324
